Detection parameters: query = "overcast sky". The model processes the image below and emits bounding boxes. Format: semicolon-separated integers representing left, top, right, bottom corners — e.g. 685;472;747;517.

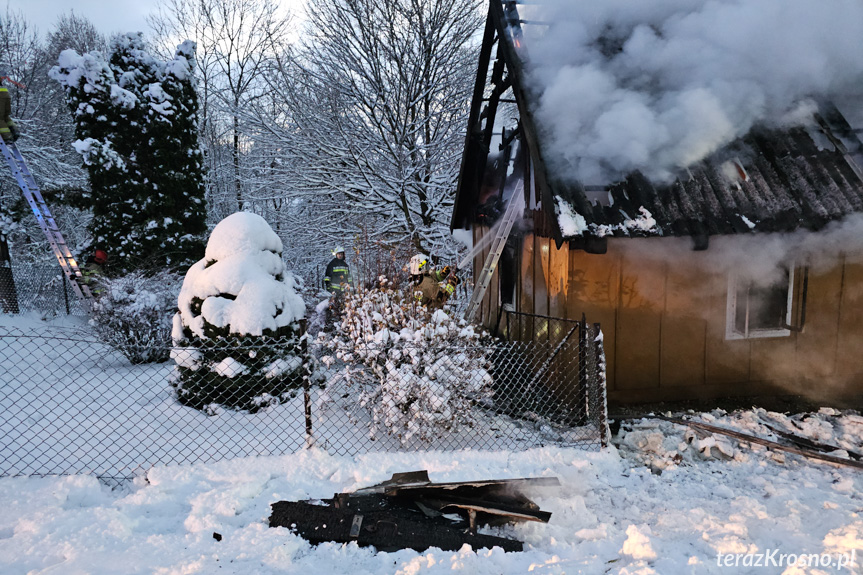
8;0;305;39
9;0;153;37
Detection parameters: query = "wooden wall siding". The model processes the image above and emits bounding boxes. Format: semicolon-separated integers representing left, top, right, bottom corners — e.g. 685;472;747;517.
790;262;842;382
548;238;568;319
547;238;863;400
703;284;751;385
534;236;550;320
837;258;863;377
614;248;664;390
518;233;536;341
566;249;621;390
660;264;708;388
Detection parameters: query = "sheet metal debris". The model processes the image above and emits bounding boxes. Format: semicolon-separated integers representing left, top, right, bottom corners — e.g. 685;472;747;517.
269;470;560;553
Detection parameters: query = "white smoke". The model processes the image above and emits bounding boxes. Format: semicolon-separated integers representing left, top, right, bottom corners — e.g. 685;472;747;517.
623;213;863;291
520;0;863;186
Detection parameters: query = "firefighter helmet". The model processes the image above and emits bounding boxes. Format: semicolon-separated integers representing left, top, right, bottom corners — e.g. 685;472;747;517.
333;246;345;256
409;254;430;275
93;249;108;265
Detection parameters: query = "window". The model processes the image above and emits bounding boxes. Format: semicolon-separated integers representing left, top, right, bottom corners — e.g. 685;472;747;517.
726;265;806;339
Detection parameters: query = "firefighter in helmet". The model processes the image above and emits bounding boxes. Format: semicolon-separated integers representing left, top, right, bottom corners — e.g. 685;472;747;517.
323;246;352;294
408;253;458;309
322;246;352;330
0;70;21;143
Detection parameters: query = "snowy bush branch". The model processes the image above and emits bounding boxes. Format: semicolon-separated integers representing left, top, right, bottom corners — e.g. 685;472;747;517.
319;277;493;444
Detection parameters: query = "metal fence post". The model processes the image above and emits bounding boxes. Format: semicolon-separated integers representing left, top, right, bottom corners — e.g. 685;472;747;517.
301;324;313;447
592;323;609;448
63;275;70;315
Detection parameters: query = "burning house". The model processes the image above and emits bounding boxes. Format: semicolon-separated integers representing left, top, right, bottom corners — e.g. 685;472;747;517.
452;0;863;404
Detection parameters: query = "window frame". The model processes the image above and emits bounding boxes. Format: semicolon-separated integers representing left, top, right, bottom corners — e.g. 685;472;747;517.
725;265;796;340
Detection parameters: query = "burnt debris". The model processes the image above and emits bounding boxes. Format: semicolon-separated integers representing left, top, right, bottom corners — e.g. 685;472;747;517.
268;470;560;553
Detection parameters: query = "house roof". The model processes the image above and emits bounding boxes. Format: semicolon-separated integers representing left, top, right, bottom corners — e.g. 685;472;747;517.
572;108;863;240
452;0;863;246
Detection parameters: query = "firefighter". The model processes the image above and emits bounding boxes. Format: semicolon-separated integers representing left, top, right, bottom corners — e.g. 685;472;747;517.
0;71;20;143
323;246;352;294
408;253;459;309
81;249;108;295
322;246;352;330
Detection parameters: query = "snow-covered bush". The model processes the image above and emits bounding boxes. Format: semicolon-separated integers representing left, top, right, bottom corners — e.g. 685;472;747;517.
89;270;183;364
319;276;493;443
171;212;308;413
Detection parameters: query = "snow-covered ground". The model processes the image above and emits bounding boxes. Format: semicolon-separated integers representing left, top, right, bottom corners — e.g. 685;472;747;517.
2;314;862;574
1;422;862;574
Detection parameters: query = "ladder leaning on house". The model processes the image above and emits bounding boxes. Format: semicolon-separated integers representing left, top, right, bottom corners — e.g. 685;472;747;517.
0;139;94;310
463;178;524;323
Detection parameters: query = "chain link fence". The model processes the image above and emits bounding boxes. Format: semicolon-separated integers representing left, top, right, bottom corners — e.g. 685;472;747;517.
0;313;607;480
2;261;88;317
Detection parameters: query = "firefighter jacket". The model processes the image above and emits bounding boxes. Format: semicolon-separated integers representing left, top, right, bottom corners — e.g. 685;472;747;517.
413;270;452;309
0;87;16;142
80;260;105;295
324;257;352;293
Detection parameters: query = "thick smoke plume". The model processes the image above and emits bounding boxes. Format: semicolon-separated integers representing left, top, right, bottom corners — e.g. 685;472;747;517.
520;0;863;186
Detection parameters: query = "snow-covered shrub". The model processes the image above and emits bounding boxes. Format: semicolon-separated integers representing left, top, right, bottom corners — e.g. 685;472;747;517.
320;276;493;443
171;212;308;413
89;270;182;364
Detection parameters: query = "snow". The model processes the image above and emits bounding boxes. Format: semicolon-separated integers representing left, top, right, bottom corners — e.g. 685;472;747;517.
176;212;305;338
554;196;588;237
51;50;111;92
1;411;861;574
2;316;863;573
110;84;138;109
205;212;284;262
212;357;250;378
624;207;657;233
165;41;196;82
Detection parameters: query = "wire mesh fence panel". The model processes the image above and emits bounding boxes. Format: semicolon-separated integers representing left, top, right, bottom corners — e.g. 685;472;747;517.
311;334;605;455
8;262;88;317
0;327;311;479
1;315;607;479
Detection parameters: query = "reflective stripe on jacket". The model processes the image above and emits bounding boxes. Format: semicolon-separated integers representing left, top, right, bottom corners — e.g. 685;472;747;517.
324;257;352;292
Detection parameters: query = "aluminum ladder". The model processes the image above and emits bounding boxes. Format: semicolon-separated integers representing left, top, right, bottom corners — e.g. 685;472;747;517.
0;139;94;309
463;178;524;323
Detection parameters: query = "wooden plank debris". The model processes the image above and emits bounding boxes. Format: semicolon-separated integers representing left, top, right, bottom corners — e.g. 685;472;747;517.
657;416;863;470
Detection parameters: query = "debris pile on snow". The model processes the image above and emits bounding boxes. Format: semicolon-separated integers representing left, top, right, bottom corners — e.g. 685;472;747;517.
615;407;863;472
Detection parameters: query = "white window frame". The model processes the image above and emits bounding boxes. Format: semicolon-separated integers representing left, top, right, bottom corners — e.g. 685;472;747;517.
725;265;795;340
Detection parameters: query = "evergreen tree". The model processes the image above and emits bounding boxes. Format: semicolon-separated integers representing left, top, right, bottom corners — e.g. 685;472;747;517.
171;212;307;413
145;41;208;267
49;33;206;273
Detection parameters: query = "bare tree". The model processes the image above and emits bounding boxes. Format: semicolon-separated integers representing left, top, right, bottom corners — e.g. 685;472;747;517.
148;0;293;216
270;0;483;256
0;9;98;263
